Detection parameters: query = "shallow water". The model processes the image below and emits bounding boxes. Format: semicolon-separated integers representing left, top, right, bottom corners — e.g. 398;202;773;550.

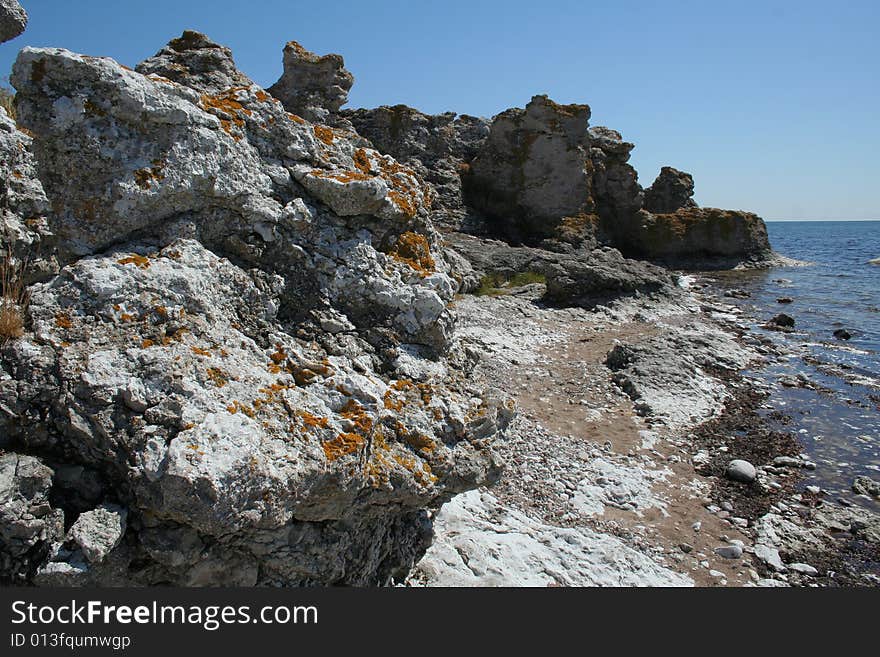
706;220;880;509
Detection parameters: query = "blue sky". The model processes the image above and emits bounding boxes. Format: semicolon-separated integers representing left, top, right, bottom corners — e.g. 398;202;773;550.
2;0;877;220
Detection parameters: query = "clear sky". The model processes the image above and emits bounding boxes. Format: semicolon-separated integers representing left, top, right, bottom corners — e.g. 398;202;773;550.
2;0;877;220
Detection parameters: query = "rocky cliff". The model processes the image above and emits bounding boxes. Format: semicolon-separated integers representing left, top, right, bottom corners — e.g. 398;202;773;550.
0;26;513;586
1;8;778;587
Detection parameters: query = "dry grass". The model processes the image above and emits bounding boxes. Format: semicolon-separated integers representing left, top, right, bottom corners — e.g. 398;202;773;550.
0;86;15;122
0;249;29;344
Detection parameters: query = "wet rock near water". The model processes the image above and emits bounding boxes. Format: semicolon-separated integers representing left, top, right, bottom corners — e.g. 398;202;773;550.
765;313;796;332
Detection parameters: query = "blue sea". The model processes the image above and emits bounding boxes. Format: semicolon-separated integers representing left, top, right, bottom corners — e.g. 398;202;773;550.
707;221;880;508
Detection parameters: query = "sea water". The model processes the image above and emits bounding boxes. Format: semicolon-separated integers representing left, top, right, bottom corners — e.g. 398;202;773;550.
707;220;880;508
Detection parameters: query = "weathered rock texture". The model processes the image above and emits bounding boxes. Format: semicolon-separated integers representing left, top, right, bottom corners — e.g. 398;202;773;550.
135;30;255;94
268;40;354;125
349;93;774;268
0;107;57;280
644;166;697;214
464;95;598;246
0;0;26;44
628;208;772;266
1;37;514;586
445;232;675;307
344;105;490;230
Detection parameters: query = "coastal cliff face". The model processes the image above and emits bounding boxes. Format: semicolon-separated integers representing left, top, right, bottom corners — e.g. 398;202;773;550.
0;27;514;586
1;10;782;588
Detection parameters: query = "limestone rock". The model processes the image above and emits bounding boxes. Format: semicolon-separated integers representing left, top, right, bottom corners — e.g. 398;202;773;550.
605;325;752;428
2;36;515;586
464;95;597;245
852;476;880;498
0;108;56;280
68;504;127;563
588;126;644;240
445;232;675;307
726;459;757;483
627;207;773;267
644;166;698;214
136;30;255;94
0;0;26;44
0;453;65;583
409;489;692;587
345;104;490;229
268;40;354;124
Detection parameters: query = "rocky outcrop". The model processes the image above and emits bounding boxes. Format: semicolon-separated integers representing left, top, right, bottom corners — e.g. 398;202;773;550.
644;166;697;214
588;126;643;239
0;0;26;44
0;107;57;280
1;37;515;586
0;453;65;583
409;489;691;586
135;30;255;94
344;105;489;230
628;208;772;267
444;232;676;307
463;95;599;246
268;40;354;125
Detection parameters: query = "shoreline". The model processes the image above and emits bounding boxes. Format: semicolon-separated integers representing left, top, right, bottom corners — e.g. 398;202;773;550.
410;275;880;586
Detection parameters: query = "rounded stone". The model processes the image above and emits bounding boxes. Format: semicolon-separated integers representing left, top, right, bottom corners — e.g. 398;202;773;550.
726;459;757;484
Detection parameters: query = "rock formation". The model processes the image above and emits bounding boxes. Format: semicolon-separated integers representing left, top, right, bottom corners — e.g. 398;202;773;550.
1;34;514;586
644;166;698;214
268;40;354;125
344;105;490;230
0;20;782;588
350;94;772;268
135;30;255;93
463;95;599;246
0;0;26;44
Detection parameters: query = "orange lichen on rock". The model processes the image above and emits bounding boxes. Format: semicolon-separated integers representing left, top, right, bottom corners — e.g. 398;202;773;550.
117;254;151;269
296;410;330;431
313;124;335;145
141;338;155;348
191;346;212;357
288;113;306;124
206;367;229;388
199;88;253;140
308;168;372;183
226;400;255;418
352;148;372;174
322;432;364;461
54;312;73;329
285;40;319;62
339;399;374;436
386;231;435;275
133;161;166;190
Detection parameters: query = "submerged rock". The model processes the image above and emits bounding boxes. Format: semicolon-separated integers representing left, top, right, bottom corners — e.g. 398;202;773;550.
852;476;880;498
765;313;796;331
833;328;852;340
